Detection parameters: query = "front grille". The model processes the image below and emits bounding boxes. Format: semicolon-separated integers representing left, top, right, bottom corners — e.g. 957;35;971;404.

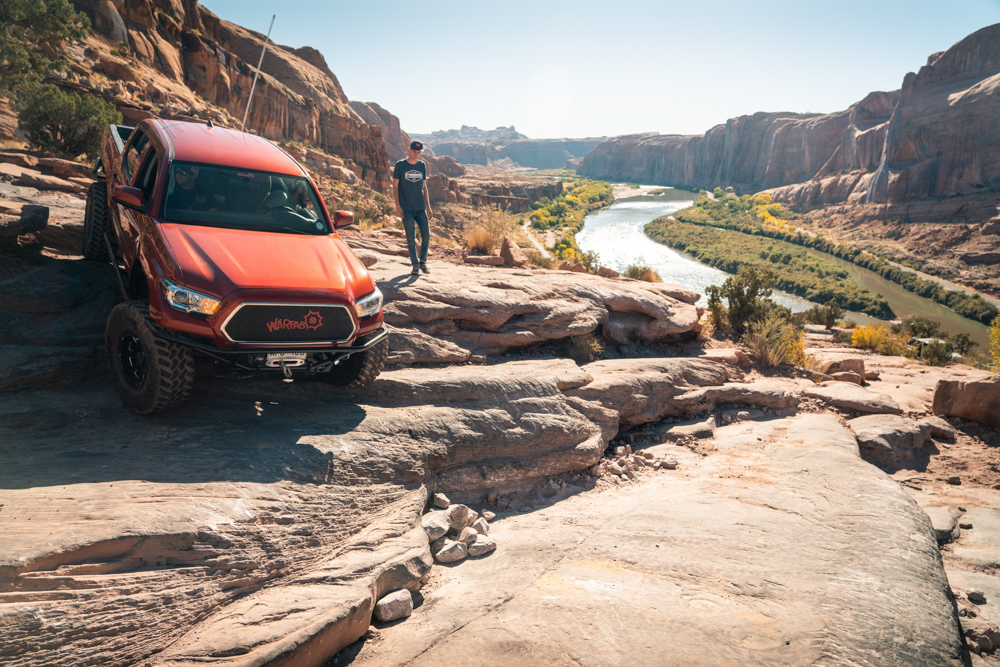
222;303;356;343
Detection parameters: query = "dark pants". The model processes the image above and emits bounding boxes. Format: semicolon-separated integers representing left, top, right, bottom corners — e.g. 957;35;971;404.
402;209;429;266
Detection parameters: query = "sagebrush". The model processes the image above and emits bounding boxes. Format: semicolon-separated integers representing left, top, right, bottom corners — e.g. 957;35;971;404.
742;312;803;368
567;333;603;363
624;264;661;282
464;207;517;255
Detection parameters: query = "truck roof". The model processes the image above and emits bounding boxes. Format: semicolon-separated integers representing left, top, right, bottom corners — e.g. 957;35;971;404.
154;119;305;175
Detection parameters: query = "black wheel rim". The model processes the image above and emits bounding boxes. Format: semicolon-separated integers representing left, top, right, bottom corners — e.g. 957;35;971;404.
118;330;148;389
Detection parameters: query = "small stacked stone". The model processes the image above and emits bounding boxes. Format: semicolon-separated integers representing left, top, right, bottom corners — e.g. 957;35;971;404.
421;493;498;564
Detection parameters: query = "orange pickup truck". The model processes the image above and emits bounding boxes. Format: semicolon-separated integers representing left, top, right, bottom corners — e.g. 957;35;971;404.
84;118;387;414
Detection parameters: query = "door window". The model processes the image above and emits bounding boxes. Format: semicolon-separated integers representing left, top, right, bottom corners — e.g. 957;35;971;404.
134;148;160;207
123;130;149;181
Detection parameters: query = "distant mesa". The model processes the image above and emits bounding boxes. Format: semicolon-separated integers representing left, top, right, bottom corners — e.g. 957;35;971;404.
413;125;607;170
411;125;528;145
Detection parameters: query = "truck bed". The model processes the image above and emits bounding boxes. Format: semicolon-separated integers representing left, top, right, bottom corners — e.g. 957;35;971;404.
109;124;135;154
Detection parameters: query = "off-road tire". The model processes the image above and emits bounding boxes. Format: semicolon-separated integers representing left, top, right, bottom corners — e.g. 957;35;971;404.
325;338;388;388
106;300;195;415
83;181;114;262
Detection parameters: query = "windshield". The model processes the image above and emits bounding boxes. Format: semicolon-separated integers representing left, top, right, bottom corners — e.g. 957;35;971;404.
161;161;329;234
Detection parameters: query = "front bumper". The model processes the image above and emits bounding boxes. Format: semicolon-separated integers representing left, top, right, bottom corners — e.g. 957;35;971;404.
144;318;389;366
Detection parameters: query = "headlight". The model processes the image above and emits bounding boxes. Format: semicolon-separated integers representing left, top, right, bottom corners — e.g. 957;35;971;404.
159;278;221;316
354;286;383;319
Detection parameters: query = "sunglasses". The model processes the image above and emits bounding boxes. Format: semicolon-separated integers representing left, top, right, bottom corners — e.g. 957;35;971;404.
176;168;197;177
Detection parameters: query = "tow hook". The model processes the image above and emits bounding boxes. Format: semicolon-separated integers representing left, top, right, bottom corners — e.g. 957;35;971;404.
279;361;293;379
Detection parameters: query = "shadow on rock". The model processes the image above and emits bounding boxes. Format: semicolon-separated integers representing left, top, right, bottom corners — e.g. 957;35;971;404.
0;371;370;489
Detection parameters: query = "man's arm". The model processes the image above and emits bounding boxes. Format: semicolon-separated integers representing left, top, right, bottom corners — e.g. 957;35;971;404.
423;180;433;219
392;178;402;217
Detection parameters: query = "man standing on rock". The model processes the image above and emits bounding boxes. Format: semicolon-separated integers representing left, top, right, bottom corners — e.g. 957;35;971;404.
393;141;433;276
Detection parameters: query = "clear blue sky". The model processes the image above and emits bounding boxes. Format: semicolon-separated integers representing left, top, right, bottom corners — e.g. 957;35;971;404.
202;0;1000;139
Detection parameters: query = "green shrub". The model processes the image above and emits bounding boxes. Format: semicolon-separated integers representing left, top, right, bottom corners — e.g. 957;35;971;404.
895;316;944;339
951;333;978;357
921;340;951;367
804;303;844;329
705;285;726;331
13;84;122;158
578;249;600;274
0;0;89;89
718;266;776;336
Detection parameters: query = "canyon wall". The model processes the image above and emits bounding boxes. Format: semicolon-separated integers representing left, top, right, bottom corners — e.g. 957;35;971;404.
578;23;1000;209
71;0;393;189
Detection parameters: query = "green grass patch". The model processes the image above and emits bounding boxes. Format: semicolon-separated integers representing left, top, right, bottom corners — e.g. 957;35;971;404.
645;217;894;318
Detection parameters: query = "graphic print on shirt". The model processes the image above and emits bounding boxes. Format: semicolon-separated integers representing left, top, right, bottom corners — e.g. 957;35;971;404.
404;170;423;182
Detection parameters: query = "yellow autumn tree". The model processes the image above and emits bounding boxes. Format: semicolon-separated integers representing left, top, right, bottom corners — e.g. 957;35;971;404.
989;315;1000;371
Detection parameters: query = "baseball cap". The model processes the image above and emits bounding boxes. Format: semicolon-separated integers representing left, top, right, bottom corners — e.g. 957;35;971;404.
410;141;424;151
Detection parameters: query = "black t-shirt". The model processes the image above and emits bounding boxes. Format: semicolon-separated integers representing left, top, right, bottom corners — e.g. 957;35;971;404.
393;159;427;212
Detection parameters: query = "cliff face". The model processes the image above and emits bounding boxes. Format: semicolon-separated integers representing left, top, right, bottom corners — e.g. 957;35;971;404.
349;100;413;162
866;26;1000;203
72;0;392;190
577;106;877;192
578;23;1000;209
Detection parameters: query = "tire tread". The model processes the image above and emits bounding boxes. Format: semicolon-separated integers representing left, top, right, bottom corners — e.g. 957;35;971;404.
82;181;113;262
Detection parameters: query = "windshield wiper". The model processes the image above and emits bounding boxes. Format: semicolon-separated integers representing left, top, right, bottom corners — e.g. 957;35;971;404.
257;225;314;235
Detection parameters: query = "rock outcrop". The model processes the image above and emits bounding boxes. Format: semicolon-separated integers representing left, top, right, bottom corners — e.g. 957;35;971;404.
349;100;414;163
453;173;563;212
70;0;393;190
848;414;932;467
578;23;1000;210
351;238;702;364
348;415;965;667
933;375;1000;426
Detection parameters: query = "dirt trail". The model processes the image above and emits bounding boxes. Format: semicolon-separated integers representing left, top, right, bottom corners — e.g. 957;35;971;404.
520;218;549;258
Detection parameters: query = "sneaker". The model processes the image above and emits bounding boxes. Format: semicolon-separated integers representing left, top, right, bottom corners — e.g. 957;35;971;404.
419;263;430;274
411;266;419;275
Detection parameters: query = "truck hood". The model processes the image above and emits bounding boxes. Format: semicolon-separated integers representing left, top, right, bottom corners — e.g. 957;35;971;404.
159;223;372;299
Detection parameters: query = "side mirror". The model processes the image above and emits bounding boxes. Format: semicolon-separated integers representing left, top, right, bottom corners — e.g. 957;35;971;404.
333;210;354;228
112;185;145;211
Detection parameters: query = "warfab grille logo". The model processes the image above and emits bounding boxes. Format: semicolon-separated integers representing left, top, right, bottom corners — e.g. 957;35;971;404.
404;170;423;182
266;310;324;333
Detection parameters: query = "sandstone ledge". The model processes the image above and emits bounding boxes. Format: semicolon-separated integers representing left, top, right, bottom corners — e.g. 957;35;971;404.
353;239;702;364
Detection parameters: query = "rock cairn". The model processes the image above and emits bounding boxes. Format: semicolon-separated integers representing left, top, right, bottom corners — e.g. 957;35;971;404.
591;444;678;481
421;493;498;564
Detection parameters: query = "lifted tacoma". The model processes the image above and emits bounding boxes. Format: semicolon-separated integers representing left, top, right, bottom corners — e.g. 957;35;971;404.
84;119;387;414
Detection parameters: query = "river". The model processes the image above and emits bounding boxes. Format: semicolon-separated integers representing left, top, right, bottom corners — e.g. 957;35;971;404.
575;187;991;349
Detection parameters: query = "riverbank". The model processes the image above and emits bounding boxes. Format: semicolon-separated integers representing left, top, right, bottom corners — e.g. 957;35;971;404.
674;194;999;326
576;186;992;348
644;217;894;318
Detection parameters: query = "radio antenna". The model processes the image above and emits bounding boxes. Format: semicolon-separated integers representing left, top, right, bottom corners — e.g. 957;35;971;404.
241;14;276;132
